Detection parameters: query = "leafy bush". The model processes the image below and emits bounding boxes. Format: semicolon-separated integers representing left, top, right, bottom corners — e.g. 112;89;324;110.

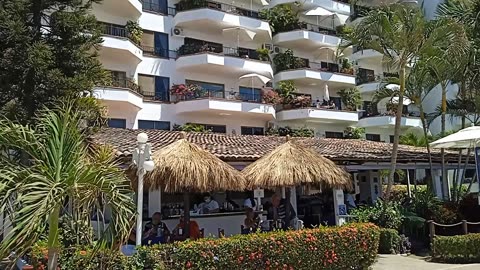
172;123;211;133
151;223;380;270
352;200;403;230
378;228;401;254
344;126;364;139
262;88;283;104
273;49;307;73
276;80;297;104
125;20;142;45
433;233;480;263
259;4;300;34
266;126;314;137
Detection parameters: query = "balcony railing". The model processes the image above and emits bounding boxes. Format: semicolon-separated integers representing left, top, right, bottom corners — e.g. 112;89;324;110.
141;0;176;15
177;42;264;61
102;77;141;93
297;22;337;36
100;23;140;46
173;89;264;103
139;90;170;102
175;0;261;19
142;45;178;59
276;57;349;74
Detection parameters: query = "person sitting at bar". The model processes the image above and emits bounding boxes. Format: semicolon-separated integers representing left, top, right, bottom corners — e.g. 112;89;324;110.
243;191;256;210
173;214;201;240
143;212;170;244
198;193;219;214
267;194;296;229
242;208;260;234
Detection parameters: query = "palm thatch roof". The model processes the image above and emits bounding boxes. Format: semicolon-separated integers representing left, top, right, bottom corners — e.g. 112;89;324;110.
242;139;352;190
133;133;246;193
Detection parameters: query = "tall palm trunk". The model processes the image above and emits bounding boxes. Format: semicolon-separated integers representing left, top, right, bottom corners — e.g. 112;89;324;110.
419;102;434;189
386;66;406;200
47;206;61;270
441;82;448;200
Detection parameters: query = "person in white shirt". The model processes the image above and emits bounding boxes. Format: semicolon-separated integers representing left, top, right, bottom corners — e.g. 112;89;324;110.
243;191;256;210
198;193;219;214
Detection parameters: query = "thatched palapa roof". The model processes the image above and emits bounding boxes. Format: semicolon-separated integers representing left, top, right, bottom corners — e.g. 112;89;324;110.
138;133;246;193
242;139;352;190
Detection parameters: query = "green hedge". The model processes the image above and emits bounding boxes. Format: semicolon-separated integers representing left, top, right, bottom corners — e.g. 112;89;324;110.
433;233;480;263
30;223;379;270
378;228;400;254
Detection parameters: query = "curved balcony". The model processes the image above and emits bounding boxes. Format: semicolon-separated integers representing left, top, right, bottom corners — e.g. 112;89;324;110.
174;1;272;41
273;22;340;51
277;107;359;123
173;90;276;120
350;48;383;63
176;44;273;78
94;0;142;20
99;23;143;65
269;0;350;15
357;115;423;129
94;78;144;110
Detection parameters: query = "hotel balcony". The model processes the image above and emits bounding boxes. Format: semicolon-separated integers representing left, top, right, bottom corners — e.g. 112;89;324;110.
350;47;383;63
93;0;142;20
357;114;423;129
99;23;143;65
175;42;273;78
274;60;356;88
94;78;144;110
273;22;340;51
276;106;359;123
356;70;400;94
173;89;276;120
173;1;272;41
269;0;351;15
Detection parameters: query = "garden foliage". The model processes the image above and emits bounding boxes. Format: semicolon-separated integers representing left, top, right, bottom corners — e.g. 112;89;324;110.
433;233;480;263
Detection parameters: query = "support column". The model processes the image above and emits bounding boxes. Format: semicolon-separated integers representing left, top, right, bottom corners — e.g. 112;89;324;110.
148;189;162;216
333;189;346;226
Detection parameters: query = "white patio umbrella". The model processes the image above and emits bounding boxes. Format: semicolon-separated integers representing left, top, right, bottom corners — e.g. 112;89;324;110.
324;84;330;101
304;6;334;25
239;73;271;90
430;126;480;149
223;27;256;50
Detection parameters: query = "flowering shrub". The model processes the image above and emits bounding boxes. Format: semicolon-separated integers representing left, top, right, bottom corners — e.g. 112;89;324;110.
262;89;283;104
433;233;480;263
150;223;379;270
170;84;201;99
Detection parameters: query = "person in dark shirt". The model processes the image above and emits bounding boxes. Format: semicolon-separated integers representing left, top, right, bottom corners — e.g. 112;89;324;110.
143;212;170;244
267;194;296;229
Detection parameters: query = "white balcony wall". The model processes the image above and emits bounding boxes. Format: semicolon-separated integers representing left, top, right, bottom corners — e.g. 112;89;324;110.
92;0;141;22
276;108;359;123
100;55;139;80
100;36;143;65
175;99;276;119
139;12;171;33
269;0;351;15
94;88;144;110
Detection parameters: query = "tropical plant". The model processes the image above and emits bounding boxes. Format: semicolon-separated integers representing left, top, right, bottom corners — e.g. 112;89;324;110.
399;132;428;147
272;49;307;73
265;126;314;137
276;80;297;104
173;123;211;133
344;126;365;139
341;3;468;199
256;48;270;61
126;20;143;45
0;0;107;124
0;103;135;270
259;4;300;34
352;200;404;230
340;58;354;75
261;88;283;104
338;87;362;111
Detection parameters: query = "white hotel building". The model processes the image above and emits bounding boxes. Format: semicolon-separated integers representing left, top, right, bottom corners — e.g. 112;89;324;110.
92;0;447;142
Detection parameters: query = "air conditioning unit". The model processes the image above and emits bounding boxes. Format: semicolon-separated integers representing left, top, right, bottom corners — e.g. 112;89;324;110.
172;27;184;37
272;46;281;54
262;43;273;52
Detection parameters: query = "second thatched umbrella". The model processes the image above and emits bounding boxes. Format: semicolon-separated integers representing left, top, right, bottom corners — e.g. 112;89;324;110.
242;138;352;228
139;132;246;238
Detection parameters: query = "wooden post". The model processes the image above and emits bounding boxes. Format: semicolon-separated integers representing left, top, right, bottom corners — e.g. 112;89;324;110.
285;188;292;229
462;220;468;235
428;220;436;255
183;192;190;238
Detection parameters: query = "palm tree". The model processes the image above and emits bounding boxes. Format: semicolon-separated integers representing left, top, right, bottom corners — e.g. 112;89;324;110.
342;3;467;199
0;103;135;270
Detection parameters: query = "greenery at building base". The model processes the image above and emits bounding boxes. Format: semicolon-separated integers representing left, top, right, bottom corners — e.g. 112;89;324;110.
29;223;380;270
0;0;107;124
0;103;135;270
338;87;362;111
433;233;480;263
266;126;315;137
378;228;402;254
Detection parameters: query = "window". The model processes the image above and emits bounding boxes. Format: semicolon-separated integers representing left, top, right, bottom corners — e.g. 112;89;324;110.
142;0;168;14
325;131;344;139
154;32;169;58
186;80;224;98
138;120;170;130
155;76;170;101
108;118;126;128
241;126;264;135
389;135;394;143
192;123;227;134
109;70;127;87
366;134;381;142
239;87;262;102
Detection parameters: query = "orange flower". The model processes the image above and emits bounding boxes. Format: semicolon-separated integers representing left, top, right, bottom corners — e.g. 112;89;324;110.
79;250;87;256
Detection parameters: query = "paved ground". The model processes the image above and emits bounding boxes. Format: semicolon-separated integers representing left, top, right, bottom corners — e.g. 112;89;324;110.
373;255;480;270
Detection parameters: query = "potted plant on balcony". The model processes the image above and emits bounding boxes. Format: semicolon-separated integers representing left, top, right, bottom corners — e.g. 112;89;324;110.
292;95;312;108
125;20;142;45
340;58;354;75
276;80;297;109
256;48;270;61
338;87;362;111
261;88;283;104
273;49;306;73
259;4;301;34
170;84;201;101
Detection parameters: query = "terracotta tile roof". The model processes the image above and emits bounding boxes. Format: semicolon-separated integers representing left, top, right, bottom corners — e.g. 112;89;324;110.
90;128;460;163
